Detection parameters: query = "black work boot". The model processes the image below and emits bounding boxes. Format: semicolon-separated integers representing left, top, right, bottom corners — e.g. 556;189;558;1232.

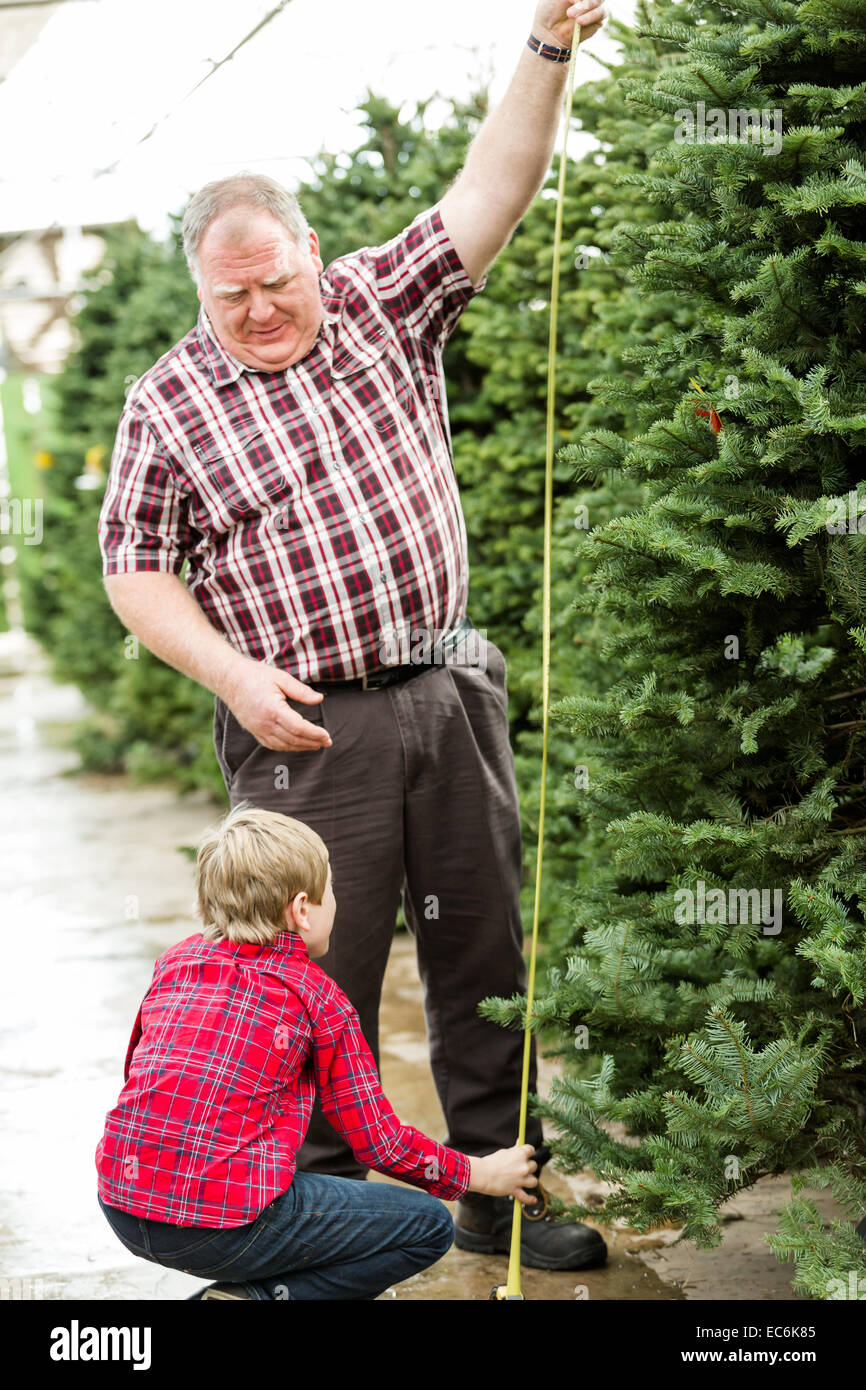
192;1282;265;1300
453;1184;608;1272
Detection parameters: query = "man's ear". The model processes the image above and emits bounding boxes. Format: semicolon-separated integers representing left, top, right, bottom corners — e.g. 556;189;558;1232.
197;286;203;304
308;229;324;275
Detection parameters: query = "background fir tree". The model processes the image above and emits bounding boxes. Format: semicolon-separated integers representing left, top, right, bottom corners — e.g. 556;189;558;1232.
24;220;216;788
466;3;705;937
482;0;866;1299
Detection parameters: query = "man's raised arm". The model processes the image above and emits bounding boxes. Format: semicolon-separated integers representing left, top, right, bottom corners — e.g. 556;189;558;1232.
438;0;606;288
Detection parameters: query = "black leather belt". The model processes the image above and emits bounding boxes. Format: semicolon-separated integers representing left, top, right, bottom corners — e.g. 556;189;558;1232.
311;618;478;692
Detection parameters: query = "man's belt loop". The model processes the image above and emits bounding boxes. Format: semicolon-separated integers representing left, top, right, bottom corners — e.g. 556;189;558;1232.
314;617;478;693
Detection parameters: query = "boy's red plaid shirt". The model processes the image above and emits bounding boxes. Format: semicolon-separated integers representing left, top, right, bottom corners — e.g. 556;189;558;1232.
96;930;470;1226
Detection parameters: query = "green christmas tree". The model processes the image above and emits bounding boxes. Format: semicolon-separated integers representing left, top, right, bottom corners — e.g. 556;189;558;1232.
457;3;702;937
483;0;866;1299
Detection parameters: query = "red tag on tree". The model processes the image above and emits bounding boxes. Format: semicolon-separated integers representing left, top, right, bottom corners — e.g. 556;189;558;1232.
695;404;723;433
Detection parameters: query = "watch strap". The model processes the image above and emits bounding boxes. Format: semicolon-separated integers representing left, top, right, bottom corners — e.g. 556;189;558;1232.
527;31;573;62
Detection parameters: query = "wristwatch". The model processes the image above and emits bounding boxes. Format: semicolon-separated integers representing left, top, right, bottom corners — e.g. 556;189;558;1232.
527;31;572;62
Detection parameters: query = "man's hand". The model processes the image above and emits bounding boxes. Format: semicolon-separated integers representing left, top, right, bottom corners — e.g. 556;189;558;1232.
535;0;607;47
102;572;335;754
222;655;333;753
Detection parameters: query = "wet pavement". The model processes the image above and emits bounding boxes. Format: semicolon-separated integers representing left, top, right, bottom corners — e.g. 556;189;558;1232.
0;636;840;1301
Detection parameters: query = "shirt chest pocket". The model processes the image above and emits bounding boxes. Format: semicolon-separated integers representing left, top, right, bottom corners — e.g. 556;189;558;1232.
331;323;424;440
188;416;300;532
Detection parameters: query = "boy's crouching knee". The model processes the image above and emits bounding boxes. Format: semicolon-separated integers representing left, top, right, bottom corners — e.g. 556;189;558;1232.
420;1198;455;1260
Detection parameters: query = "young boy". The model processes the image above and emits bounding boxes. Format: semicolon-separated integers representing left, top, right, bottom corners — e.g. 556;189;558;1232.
96;803;539;1300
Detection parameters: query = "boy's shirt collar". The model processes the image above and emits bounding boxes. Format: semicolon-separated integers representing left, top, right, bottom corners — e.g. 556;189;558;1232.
220;931;309;962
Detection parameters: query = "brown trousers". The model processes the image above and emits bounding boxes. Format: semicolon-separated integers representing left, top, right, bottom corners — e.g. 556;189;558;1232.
213;634;544;1177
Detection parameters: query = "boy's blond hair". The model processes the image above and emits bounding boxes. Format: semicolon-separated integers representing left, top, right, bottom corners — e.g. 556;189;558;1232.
195;802;329;946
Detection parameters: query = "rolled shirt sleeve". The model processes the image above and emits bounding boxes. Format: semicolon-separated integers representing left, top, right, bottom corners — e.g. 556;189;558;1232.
359;203;487;352
314;999;471;1201
98;407;191;575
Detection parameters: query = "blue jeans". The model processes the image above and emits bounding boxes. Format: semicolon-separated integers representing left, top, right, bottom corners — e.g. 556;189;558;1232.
99;1174;454;1300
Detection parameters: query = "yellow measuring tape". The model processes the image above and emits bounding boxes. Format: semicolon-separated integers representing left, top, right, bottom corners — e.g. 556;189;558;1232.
494;28;583;1303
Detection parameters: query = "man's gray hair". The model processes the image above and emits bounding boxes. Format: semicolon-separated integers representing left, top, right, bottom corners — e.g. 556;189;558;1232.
181;172;312;285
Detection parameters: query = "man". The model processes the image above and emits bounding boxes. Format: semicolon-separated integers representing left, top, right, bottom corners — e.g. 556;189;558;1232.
99;0;608;1271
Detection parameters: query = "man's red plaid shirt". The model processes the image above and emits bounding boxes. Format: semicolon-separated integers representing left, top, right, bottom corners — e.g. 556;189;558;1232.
98;205;487;682
96;929;471;1226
